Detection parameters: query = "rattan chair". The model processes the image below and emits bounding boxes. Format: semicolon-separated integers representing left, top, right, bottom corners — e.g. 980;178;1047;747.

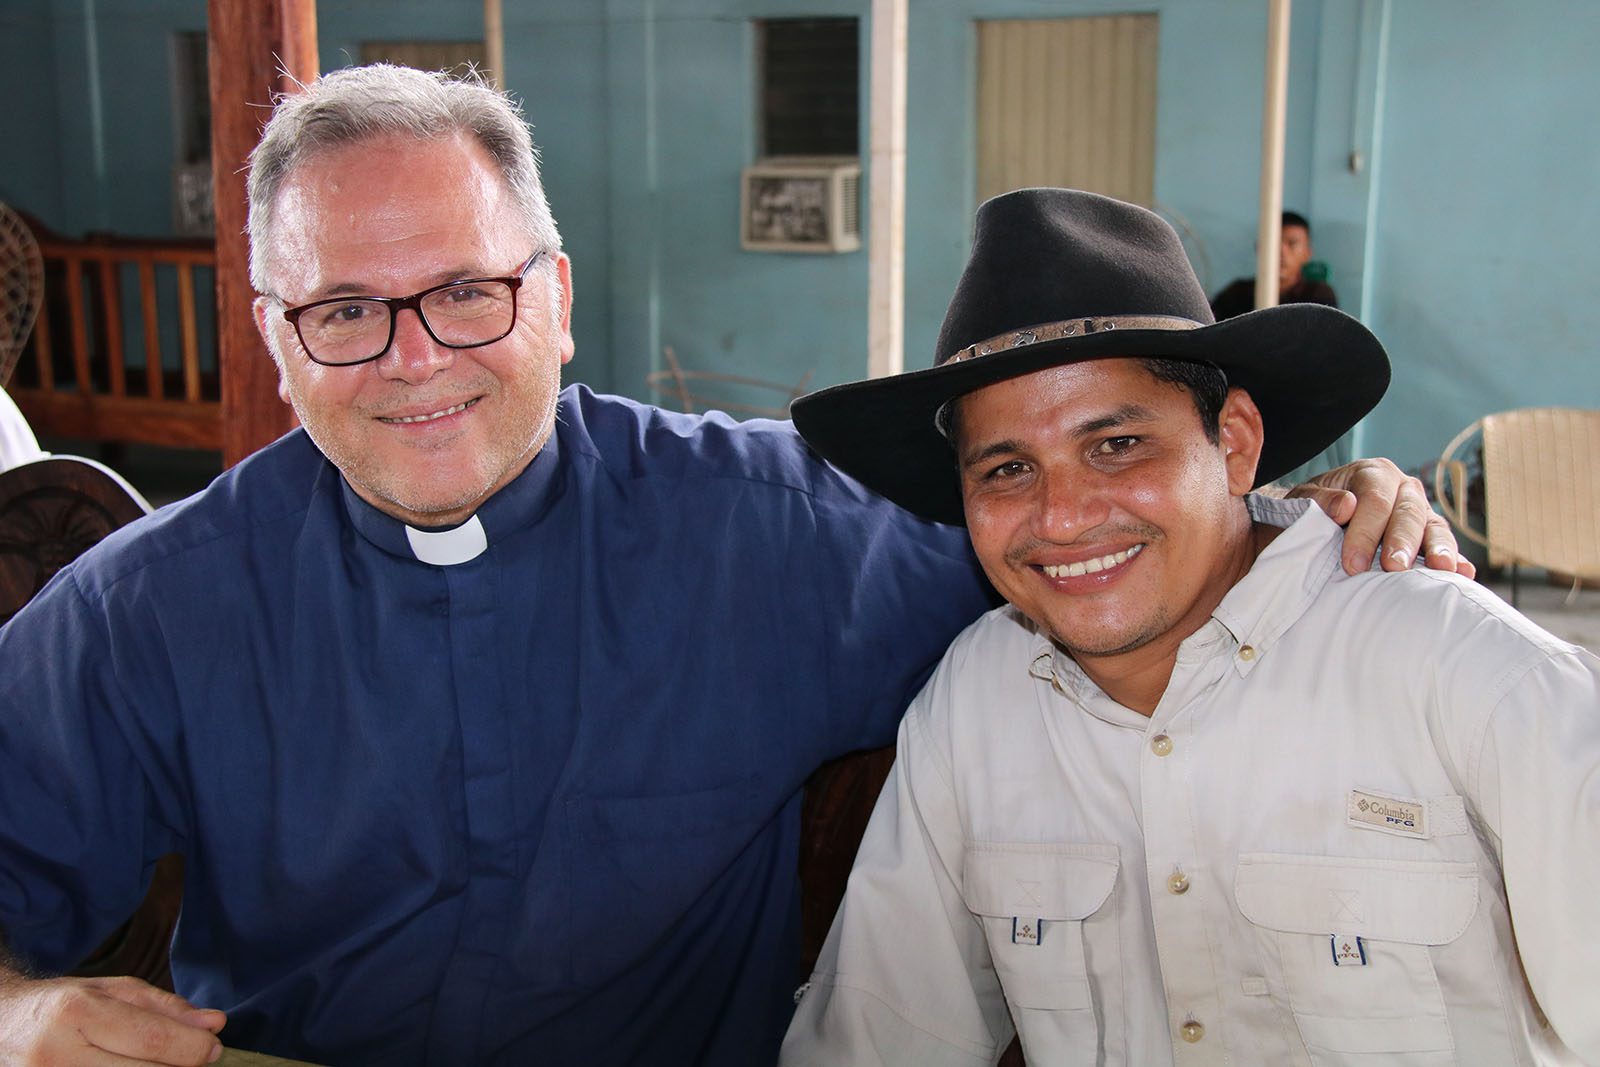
1434;406;1600;605
0;202;44;387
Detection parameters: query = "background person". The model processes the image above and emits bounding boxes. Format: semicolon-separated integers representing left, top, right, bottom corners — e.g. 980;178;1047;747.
1210;210;1337;321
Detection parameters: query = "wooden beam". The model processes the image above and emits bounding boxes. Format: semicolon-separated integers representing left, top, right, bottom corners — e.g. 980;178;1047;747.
207;0;318;467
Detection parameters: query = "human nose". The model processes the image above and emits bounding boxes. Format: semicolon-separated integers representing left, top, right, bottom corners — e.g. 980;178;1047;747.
375;306;455;385
1029;468;1108;542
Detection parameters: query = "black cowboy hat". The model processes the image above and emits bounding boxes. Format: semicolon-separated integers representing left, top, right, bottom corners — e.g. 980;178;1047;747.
791;188;1390;526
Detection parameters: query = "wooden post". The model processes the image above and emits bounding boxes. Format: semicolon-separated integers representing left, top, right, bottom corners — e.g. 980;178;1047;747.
207;0;318;468
1254;0;1291;312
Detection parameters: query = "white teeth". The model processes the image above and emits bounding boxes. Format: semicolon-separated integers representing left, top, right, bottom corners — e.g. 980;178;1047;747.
382;399;474;424
1043;543;1143;579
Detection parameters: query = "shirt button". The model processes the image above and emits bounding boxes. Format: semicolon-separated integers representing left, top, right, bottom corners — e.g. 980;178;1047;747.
1168;872;1190;895
1238;644;1257;661
1151;734;1173;757
1180;1019;1206;1043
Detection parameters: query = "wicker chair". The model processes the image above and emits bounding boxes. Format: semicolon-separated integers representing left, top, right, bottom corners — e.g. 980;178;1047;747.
1434;406;1600;605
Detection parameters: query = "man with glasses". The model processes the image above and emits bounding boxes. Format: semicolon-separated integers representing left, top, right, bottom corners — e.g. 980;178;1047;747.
0;65;1464;1067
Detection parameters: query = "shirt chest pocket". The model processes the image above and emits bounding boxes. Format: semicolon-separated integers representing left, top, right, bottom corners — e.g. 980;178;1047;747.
1234;853;1479;1065
963;844;1121;1062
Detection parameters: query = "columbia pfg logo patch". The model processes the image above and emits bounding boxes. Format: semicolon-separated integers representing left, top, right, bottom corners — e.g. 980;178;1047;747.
1348;789;1427;839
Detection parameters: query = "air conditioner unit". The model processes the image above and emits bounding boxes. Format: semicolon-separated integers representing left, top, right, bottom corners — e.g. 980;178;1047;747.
740;156;861;254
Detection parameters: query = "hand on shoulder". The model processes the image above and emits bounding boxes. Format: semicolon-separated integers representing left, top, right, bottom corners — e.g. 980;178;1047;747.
1284;458;1475;579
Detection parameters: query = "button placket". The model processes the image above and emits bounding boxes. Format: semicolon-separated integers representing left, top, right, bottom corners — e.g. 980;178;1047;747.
1141;687;1225;1063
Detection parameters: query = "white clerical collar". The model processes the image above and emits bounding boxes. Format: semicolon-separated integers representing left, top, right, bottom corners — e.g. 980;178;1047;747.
404;515;488;566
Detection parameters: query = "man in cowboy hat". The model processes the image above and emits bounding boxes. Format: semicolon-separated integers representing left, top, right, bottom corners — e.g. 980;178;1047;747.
780;188;1600;1065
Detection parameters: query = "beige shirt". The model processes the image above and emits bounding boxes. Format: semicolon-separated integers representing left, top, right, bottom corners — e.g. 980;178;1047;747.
783;497;1599;1066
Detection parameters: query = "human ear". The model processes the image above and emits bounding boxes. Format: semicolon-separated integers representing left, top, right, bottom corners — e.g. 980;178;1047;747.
253;297;293;405
1218;387;1265;495
552;253;576;366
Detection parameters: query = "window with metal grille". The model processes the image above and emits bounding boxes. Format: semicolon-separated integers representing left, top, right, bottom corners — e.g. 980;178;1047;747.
758;17;859;157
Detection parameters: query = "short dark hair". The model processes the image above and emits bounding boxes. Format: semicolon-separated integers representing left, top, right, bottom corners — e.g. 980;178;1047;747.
1281;210;1311;236
1138;358;1229;444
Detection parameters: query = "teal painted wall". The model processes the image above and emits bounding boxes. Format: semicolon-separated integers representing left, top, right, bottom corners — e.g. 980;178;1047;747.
0;0;206;236
0;0;64;227
3;0;1596;473
1356;0;1600;468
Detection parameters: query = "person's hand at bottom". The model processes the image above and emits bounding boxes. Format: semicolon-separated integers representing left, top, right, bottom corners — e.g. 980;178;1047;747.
0;973;226;1066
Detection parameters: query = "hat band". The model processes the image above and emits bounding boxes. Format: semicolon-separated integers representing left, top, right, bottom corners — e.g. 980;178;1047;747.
933;314;1205;440
943;314;1203;366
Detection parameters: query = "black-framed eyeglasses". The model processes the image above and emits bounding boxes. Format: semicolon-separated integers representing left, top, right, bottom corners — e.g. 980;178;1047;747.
280;250;546;367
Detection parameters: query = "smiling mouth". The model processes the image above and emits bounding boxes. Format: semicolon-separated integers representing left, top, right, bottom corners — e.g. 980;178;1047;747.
1041;543;1144;579
378;398;480;425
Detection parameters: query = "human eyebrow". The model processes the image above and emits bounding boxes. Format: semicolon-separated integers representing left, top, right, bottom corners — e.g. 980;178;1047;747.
959;439;1027;471
958;403;1162;470
1072;403;1159;440
427;265;501;285
306;266;495;302
308;283;376;300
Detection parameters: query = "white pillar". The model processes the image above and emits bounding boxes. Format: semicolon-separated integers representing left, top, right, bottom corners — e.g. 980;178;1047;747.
867;0;907;378
1254;0;1291;311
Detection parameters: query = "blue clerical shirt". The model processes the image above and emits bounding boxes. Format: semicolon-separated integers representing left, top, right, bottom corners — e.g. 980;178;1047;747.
0;386;990;1065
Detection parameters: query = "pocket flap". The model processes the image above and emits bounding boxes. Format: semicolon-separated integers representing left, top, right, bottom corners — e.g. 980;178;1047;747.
963;843;1119;920
1234;852;1478;945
